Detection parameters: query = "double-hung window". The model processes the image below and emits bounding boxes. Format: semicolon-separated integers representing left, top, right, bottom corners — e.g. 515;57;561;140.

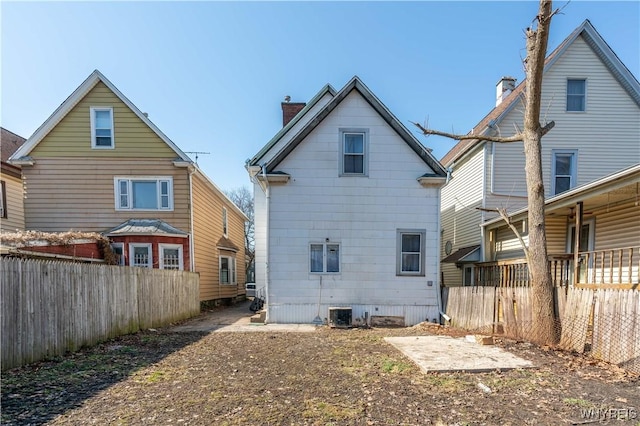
340;129;368;176
551;150;577;195
566;79;586;112
397;229;426;276
310;243;340;273
220;255;237;284
90;107;114;148
129;243;152;268
115;177;173;211
222;207;228;236
160;244;183;270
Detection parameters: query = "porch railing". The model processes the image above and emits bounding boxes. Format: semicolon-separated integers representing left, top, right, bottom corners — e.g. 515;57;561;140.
474;246;639;289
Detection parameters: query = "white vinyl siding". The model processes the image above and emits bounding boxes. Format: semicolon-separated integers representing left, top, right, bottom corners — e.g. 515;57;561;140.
90;107;114;149
254;90;442;324
490;35;640;199
114;177;173;211
440;147;485;286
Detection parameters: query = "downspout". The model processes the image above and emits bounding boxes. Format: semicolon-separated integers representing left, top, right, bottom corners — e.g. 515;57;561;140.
261;164;271;324
436;186;447;323
188;166;196;272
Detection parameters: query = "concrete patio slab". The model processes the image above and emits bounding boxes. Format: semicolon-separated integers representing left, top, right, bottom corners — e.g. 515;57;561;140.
385;335;534;373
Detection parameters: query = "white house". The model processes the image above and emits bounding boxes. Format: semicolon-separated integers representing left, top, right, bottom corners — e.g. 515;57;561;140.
247;76;447;326
439;20;640;286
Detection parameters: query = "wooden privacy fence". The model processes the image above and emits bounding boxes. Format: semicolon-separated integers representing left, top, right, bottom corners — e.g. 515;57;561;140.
442;286;640;373
1;258;200;370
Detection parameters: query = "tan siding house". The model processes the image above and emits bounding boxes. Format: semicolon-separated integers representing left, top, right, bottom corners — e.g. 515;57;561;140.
9;70;248;304
0;128;26;233
439;20;640;286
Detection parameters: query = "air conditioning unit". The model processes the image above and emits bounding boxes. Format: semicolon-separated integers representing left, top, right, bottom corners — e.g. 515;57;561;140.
328;307;352;328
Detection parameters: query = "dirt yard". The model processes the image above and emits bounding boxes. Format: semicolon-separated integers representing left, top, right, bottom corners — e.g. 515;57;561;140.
2;310;639;425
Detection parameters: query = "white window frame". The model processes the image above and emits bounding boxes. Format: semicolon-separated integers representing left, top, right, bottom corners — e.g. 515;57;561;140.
551;150;578;195
309;242;341;274
114;176;173;211
111;242;125;266
566;79;587;112
222;207;228;237
339;129;369;176
396;229;426;276
90;107;115;149
129;243;152;268
159;243;184;270
219;255;237;285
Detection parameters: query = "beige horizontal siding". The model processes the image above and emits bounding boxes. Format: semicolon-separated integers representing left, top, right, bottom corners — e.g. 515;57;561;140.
1;173;25;232
192;171;246;302
492;35;640;197
591;201;640;251
31;82;178;158
440;147;485;286
22;158;190;233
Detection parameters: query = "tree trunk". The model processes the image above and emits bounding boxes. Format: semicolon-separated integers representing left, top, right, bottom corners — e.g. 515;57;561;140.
523;0;558;344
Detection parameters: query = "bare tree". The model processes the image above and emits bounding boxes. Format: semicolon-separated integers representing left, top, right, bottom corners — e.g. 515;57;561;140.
414;0;559;345
225;186;255;273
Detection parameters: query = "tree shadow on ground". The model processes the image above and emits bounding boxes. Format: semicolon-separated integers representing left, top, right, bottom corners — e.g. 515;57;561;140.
1;330;207;425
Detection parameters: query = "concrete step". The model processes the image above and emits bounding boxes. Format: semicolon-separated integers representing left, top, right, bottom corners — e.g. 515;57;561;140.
250;310;266;324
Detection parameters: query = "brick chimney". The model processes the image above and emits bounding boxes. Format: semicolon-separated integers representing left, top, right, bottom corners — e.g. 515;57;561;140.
281;96;306;127
495;76;516;106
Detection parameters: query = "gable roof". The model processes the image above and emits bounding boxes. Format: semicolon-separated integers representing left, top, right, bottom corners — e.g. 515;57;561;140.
250;76;446;177
249;83;337;166
9;70;192;163
440;20;640;167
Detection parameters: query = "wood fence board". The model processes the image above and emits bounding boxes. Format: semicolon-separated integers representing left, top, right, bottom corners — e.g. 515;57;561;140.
559;288;593;353
1;258;200;370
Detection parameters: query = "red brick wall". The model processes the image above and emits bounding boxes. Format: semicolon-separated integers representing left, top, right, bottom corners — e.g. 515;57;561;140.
22;242;103;260
110;235;191;271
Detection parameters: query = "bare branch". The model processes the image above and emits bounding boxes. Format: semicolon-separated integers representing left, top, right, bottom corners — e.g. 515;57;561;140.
476;206;531;265
540;120;555;136
412;121;524;143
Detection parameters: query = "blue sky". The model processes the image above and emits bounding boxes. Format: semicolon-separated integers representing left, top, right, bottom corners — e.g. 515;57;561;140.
2;1;638;191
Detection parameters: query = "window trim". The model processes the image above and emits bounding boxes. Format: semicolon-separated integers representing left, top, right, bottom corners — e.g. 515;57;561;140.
566;78;587;113
159;243;184;270
0;180;6;219
222;207;228;237
90;106;115;149
219;254;237;285
111;242;125;266
129;243;152;268
339;128;369;177
309;242;341;274
551;150;578;195
114;176;174;211
396;229;426;276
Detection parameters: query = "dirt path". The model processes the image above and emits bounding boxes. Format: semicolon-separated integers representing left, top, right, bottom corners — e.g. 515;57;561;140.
2;308;639;425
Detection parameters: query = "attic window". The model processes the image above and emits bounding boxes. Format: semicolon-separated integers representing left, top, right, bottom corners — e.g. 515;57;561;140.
566;79;586;112
90;107;114;149
340;129;368;176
